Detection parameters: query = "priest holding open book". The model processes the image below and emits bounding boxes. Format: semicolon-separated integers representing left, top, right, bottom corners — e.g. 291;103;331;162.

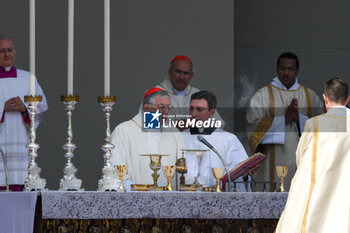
182;91;250;191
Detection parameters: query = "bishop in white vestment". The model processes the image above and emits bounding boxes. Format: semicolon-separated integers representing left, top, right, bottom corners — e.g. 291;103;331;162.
110;88;183;189
0;36;48;188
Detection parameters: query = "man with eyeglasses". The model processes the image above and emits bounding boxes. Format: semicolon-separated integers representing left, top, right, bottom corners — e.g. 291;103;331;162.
156;55;224;130
0;35;47;191
110;87;183;190
182;91;249;191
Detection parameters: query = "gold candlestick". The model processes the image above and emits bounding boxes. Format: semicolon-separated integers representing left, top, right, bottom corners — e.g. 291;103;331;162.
276;166;288;192
163;165;176;191
212;167;225;192
115;165;127;192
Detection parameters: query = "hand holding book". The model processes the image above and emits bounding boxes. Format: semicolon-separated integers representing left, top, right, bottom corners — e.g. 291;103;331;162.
221;153;266;190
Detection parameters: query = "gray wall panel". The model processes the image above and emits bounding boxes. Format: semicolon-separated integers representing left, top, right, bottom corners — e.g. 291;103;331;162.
1;0;233;190
235;1;350;153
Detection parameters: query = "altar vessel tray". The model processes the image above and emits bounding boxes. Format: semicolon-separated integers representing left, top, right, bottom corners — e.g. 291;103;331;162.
179;184;202;192
131;184;168;191
202;187;216;192
130;184;153;191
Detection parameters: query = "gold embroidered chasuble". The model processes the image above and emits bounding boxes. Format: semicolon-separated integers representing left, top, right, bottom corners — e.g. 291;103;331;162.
276;107;350;233
246;84;323;191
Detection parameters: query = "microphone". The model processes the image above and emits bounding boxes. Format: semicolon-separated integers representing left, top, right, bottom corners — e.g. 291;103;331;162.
197;135;213;149
197;136;232;192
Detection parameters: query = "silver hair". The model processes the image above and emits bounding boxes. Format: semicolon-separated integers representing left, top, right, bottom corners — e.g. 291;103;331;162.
0;35;15;47
143;90;169;106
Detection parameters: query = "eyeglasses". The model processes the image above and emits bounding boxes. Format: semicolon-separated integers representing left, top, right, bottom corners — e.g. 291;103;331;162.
0;48;15;54
150;104;173;111
189;106;209;113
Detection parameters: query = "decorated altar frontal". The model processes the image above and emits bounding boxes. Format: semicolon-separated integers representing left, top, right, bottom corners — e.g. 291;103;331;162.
39;191;287;233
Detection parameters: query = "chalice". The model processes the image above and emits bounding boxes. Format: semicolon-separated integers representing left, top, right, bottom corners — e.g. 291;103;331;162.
140;154;168;187
163;165;176;191
276;166;288;192
212;167;225;192
181;149;209;184
115;165;127;192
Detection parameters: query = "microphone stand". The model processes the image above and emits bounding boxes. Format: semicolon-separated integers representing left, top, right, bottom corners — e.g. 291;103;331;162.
0;147;10;192
209;147;233;192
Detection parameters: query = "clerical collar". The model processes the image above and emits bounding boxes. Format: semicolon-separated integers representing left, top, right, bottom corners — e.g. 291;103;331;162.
327;106;350;117
0;65;17;78
190;127;216;135
170;82;187;96
272;77;299;90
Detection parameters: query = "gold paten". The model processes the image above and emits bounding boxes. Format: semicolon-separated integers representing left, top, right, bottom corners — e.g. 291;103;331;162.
202;187;216;192
151;186;168;191
130;184;153;191
179;184;202;192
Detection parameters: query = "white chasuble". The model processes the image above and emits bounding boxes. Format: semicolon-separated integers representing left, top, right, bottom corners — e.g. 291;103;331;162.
110;112;184;187
276;107;350;233
246;80;323;191
182;129;249;191
0;69;48;186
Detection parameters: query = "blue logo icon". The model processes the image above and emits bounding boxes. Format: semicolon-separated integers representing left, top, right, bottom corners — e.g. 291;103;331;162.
143;110;161;129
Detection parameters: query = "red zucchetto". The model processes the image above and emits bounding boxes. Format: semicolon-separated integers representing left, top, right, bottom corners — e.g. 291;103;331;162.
170;55;192;64
143;87;165;99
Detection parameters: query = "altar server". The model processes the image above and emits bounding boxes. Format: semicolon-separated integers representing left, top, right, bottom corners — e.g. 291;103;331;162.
183;91;249;191
276;77;350;233
0;35;48;191
110;87;183;189
246;52;324;191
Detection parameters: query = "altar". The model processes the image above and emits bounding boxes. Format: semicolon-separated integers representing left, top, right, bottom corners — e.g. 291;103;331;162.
39;191;287;233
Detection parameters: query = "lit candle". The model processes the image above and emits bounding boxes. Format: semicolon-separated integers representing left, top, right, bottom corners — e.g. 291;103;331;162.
104;0;110;96
67;0;74;95
29;0;36;96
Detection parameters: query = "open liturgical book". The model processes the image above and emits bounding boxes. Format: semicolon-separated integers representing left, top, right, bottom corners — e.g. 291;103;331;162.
221;153;266;190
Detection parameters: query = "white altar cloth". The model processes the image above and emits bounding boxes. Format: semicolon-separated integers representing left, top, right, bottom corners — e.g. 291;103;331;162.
0;192;38;233
41;191;287;220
